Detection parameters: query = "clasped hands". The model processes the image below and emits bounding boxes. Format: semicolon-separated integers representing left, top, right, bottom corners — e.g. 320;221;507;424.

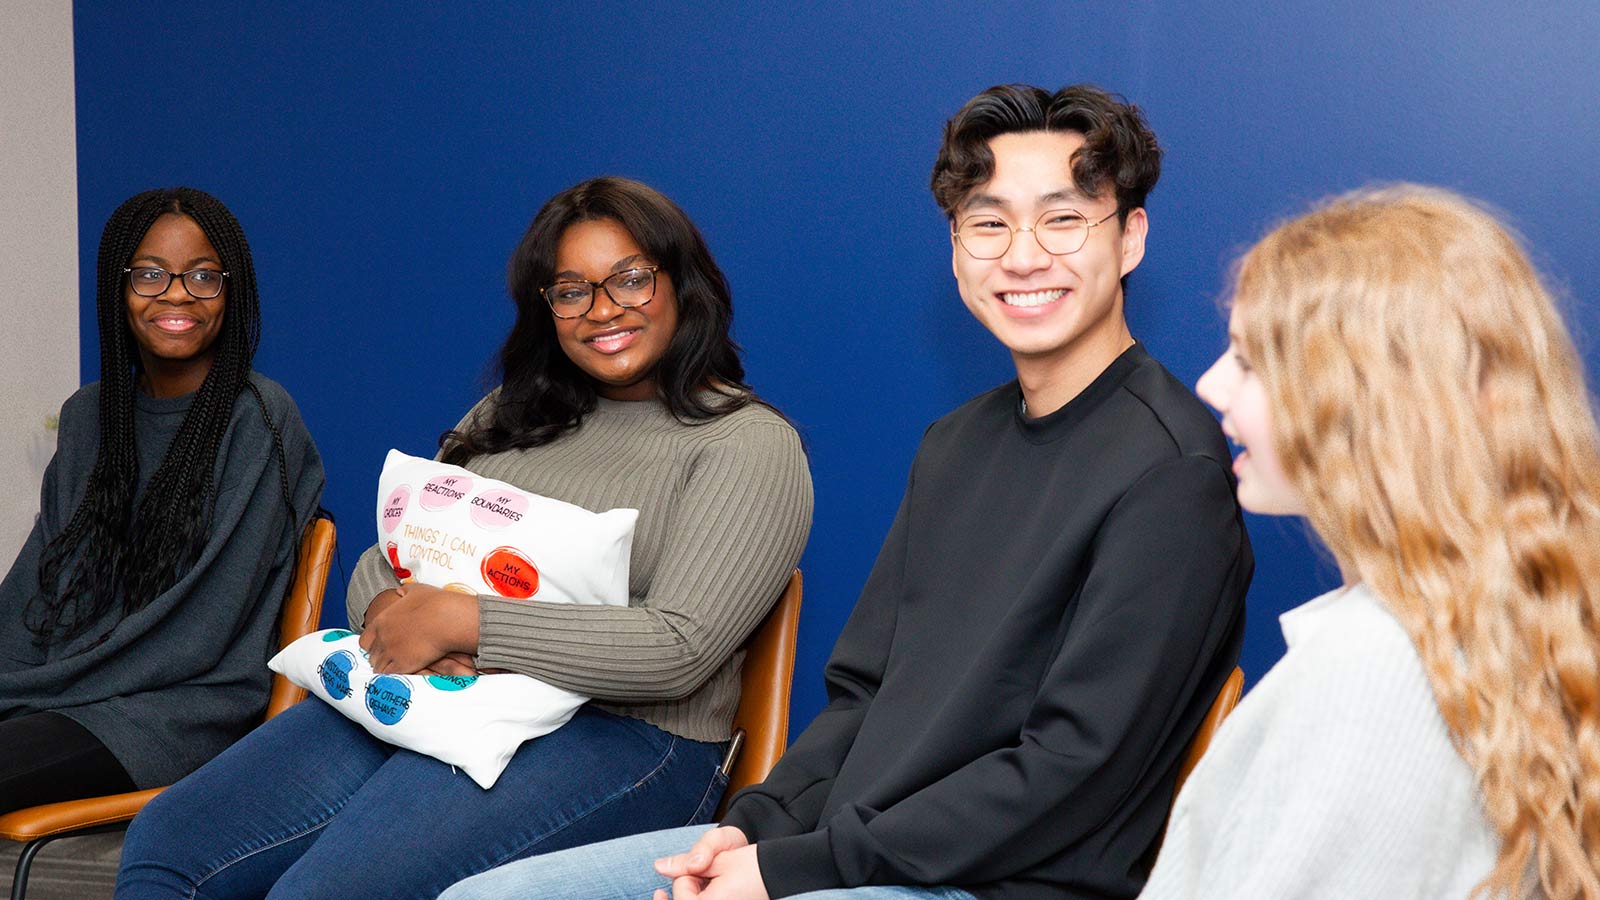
358;583;482;677
652;826;769;900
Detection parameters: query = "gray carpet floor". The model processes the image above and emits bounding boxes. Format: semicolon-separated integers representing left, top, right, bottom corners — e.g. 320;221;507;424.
0;832;121;899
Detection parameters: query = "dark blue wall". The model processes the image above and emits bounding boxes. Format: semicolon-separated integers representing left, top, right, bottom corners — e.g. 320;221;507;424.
73;1;1600;738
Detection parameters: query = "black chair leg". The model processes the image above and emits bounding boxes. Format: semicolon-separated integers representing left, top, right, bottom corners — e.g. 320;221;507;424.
8;823;128;900
11;836;52;900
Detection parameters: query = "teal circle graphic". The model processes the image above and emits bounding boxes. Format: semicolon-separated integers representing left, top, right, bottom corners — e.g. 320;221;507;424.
426;674;479;691
317;650;356;699
322;629;356;642
365;674;413;726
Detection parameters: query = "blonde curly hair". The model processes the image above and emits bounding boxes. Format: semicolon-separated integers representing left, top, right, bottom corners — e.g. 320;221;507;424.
1233;185;1600;898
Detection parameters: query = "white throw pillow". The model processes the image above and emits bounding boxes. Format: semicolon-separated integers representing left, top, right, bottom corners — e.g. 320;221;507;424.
270;630;600;788
268;450;639;789
375;449;636;606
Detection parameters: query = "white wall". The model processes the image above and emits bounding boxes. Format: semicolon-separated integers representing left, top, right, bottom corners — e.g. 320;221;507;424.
0;1;79;561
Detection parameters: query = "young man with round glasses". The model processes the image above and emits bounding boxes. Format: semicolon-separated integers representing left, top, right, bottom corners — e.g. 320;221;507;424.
441;83;1250;900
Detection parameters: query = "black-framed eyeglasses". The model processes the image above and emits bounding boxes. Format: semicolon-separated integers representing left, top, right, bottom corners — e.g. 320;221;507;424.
952;209;1119;260
123;266;229;299
542;266;659;319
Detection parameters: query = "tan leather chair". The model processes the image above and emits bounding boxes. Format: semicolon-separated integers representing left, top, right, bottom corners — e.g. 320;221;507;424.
715;569;802;819
1172;665;1244;803
1143;665;1243;863
0;515;335;900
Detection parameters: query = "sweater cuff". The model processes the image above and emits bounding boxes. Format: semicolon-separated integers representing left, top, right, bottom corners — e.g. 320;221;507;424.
475;596;512;667
756;830;844;898
721;793;797;843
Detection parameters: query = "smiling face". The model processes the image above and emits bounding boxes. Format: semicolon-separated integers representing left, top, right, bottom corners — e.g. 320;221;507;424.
1196;304;1305;516
551;218;679;401
951;130;1147;384
123;213;226;397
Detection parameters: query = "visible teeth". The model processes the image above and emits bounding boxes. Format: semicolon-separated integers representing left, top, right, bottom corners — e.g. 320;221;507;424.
1000;289;1065;308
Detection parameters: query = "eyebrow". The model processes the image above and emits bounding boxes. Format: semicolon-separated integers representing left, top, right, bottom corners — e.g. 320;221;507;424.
130;253;222;268
958;187;1091;214
553;254;651;281
1039;188;1089;206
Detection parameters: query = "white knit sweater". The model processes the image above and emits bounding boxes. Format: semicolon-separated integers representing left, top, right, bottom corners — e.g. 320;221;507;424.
1139;584;1501;899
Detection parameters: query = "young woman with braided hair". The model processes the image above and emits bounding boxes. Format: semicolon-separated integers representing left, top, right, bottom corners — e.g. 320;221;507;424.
117;177;810;900
1141;185;1600;899
0;187;324;814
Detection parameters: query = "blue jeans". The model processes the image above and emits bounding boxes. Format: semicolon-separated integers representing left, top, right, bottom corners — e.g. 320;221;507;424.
116;700;727;900
439;824;979;900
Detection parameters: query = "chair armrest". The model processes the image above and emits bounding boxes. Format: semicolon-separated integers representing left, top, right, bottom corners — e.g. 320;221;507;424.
0;788;165;841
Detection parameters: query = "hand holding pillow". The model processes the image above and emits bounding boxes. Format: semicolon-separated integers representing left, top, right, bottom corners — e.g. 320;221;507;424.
359;583;479;674
269;450;640;788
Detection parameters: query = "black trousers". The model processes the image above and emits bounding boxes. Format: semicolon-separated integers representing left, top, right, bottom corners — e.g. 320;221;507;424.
0;711;136;815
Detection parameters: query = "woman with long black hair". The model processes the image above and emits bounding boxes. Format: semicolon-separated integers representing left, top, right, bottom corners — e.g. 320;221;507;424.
0;187;324;812
118;177;812;900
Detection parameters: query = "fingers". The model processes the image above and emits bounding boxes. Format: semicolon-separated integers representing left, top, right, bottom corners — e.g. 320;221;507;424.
690;827;747;862
428;655;477;677
672;874;706;900
654;849;711;878
654;827;741;878
654;853;691;877
359;629;389;673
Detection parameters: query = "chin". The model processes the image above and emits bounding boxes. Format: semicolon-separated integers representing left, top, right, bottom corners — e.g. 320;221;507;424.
1237;486;1304;518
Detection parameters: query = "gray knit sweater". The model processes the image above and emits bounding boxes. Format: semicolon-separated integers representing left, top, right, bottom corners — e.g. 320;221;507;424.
0;375;324;788
347;394;812;742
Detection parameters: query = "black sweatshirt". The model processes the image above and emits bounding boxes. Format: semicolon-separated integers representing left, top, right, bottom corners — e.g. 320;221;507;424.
723;344;1251;900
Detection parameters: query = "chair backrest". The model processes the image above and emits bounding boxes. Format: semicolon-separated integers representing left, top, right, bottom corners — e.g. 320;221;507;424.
716;570;803;818
1172;665;1244;802
264;515;336;720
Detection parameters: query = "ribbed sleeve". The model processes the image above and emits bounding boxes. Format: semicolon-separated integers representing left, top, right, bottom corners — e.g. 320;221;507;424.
345;395;813;743
347;541;402;628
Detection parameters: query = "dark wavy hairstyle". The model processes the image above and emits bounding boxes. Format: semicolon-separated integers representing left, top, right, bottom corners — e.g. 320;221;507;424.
441;176;754;463
28;187;294;646
930;83;1163;223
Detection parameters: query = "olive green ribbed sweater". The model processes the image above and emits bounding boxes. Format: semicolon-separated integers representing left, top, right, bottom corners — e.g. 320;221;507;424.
347;395;812;743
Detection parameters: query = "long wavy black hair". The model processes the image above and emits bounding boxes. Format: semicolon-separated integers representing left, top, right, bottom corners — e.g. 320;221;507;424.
442;177;755;463
28;187;293;646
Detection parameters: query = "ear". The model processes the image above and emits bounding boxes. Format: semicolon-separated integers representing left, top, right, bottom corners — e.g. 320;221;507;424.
950;227;960;280
1119;207;1148;278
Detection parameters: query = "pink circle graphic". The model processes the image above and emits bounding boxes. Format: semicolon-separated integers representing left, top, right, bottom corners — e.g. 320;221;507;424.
419;474;474;511
381;486;411;534
469;489;530;530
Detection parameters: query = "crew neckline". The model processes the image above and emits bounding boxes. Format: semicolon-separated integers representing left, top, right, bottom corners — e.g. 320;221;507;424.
593;395;675;418
1279;582;1370;648
592;387;749;419
1013;342;1148;443
134;388;197;416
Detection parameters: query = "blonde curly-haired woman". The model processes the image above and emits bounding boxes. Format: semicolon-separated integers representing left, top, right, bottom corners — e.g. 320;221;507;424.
1142;185;1600;900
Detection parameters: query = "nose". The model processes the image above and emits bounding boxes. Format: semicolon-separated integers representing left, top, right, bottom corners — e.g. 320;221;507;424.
157;273;193;302
585;286;625;322
1195;357;1230;414
1000;225;1051;275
